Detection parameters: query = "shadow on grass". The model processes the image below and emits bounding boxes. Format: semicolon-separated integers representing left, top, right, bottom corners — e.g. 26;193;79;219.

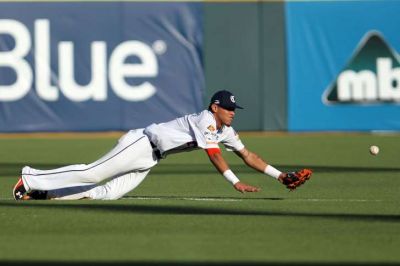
0;261;397;266
1;200;399;223
1;163;400;177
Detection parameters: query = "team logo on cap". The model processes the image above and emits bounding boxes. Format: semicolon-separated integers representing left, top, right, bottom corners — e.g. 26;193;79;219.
230;96;236;103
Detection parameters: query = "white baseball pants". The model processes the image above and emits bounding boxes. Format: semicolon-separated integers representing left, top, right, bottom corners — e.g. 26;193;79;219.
21;129;158;199
45;170;151;200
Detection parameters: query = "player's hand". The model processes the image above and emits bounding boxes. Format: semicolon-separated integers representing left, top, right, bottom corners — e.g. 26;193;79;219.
233;182;260;193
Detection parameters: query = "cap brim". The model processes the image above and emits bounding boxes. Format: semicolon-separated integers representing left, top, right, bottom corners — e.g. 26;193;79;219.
216;104;244;111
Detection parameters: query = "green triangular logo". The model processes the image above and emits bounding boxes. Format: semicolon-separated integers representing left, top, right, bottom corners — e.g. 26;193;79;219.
323;31;400;105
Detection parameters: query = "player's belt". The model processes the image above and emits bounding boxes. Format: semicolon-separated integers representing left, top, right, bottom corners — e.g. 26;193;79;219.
143;131;163;160
149;140;162;160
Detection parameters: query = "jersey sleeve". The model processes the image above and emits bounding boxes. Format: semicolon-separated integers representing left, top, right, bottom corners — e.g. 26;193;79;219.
190;111;220;149
221;127;244;151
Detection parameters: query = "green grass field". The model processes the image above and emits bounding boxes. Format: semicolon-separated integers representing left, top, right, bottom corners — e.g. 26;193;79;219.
1;133;399;265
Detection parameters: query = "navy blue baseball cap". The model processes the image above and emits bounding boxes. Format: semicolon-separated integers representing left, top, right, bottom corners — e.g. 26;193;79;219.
210;90;243;110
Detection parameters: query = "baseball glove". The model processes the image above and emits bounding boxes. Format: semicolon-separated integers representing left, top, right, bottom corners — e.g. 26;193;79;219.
281;168;313;191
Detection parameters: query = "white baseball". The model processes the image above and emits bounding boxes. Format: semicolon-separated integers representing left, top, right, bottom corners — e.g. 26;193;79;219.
369;145;379;155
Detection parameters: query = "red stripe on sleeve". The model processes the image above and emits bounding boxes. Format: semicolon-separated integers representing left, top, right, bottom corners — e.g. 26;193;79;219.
205;148;221;156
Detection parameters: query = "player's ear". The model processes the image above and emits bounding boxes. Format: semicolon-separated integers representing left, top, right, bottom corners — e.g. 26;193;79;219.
211;103;218;113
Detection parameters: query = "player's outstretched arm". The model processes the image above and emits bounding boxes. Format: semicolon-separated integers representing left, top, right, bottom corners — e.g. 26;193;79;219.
235;147;286;181
205;148;260;193
235;148;313;190
235;148;275;174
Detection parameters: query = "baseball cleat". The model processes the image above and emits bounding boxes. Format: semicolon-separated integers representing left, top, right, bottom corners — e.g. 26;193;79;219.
25;190;49;200
12;177;27;200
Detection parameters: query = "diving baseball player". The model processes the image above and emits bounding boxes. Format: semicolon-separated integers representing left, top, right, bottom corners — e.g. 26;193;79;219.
13;90;312;200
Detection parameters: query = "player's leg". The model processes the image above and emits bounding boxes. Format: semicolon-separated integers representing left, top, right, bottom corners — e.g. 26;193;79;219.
45;184;97;200
86;169;150;200
20;129;157;192
45;170;151;200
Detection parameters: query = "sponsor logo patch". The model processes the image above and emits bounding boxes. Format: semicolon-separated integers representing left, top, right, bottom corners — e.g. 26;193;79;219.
323;31;400;105
207;125;216;132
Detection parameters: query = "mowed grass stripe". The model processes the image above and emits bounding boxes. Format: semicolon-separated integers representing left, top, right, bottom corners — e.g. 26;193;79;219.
0;133;399;263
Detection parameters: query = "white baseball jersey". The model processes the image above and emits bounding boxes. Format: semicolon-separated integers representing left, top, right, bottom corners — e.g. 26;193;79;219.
144;110;244;157
22;110;245;200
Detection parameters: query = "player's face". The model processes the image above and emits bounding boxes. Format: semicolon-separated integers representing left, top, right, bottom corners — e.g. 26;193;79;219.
213;105;235;128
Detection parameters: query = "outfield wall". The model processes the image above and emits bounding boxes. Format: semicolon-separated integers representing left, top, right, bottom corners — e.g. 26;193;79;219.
0;1;399;132
0;3;204;132
204;2;287;131
286;1;400;131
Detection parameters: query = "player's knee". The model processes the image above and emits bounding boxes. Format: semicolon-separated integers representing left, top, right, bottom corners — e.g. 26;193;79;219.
101;188;126;200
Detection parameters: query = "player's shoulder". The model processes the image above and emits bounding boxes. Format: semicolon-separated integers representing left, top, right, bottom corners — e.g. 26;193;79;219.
197;109;214;120
222;125;240;138
190;110;216;125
